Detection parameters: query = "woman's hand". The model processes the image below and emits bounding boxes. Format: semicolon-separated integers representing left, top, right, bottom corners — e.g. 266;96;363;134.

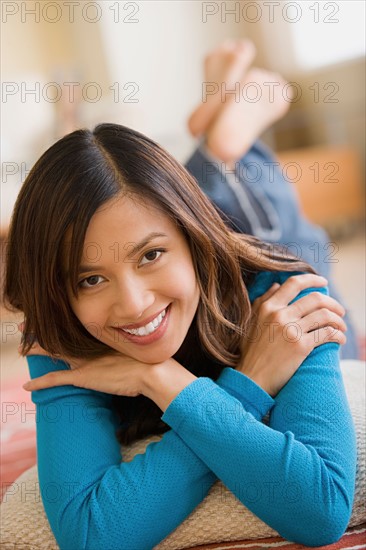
22;344;153;398
21;340;196;411
238;274;347;397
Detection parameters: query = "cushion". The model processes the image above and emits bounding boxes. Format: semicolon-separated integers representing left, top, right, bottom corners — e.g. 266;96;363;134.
1;360;365;550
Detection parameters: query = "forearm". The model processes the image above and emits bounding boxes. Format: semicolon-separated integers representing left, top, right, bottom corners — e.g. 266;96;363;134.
160;344;356;546
31;334;348;549
144;360;274;420
142;360;198;412
28;356;217;550
28;354;273;549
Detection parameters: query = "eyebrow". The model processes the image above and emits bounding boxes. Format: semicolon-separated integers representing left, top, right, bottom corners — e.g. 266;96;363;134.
125;231;168;259
77;232;168;275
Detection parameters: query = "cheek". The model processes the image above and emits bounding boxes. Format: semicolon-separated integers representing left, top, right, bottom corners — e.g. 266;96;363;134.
68;296;106;329
165;260;199;303
71;301;108;343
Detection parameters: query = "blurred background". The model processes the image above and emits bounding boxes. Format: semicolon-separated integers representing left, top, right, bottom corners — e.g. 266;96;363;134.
1;0;365;490
1;1;365;224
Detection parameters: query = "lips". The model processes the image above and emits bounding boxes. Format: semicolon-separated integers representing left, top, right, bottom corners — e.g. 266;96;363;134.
121;308;167;336
112;305;171;345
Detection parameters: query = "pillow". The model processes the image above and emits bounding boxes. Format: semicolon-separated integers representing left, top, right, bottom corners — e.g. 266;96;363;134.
1;360;365;550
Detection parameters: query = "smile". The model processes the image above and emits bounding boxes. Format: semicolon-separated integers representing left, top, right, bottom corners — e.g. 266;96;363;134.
121;308;167;336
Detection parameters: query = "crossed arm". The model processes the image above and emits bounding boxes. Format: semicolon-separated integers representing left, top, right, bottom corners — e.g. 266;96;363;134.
26;276;356;549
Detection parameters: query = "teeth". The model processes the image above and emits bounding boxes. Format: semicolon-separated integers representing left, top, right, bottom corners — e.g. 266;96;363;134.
122;309;166;336
146;322;155;335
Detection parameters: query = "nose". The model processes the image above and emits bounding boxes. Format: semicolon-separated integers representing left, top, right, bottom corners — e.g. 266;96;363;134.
111;274;155;323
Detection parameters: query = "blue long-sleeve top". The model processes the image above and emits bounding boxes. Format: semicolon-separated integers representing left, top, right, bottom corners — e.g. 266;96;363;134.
27;271;357;549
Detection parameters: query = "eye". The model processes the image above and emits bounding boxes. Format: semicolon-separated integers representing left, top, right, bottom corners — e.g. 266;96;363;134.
139;249;164;266
78;275;105;289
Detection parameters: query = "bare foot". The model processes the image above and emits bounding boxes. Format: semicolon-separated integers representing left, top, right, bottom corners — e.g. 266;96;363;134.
205;68;292;163
187;39;256;138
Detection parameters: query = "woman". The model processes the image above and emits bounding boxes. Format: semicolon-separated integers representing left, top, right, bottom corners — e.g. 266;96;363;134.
4;123;356;549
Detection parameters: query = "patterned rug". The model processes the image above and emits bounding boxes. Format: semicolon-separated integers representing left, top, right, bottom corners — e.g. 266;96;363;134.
188;525;366;549
1;371;36;500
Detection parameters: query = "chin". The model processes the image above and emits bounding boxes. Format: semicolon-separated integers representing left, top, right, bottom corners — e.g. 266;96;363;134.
136;341;183;365
139;349;178;365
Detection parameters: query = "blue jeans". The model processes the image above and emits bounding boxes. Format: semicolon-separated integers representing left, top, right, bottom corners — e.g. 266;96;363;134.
185;140;359;359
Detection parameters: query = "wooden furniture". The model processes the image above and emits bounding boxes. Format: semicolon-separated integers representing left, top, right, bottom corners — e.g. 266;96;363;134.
276;146;364;233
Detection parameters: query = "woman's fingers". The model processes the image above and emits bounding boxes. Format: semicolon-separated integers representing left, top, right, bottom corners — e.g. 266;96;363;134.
301;309;347;335
267;274;328;307
22;355;151;398
23;370;74;391
306;325;347;348
288;293;346;319
252;282;280;309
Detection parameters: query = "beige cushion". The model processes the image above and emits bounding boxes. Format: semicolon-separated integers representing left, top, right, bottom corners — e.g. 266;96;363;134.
1;360;365;550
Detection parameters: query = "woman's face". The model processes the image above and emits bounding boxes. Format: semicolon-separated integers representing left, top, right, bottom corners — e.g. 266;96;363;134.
66;195;200;364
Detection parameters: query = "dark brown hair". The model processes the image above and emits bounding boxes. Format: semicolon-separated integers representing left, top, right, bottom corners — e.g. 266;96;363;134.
4;123;313;445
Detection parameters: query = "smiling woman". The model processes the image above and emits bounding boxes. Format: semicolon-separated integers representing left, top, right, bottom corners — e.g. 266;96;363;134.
66;196;200;364
3;123;356;549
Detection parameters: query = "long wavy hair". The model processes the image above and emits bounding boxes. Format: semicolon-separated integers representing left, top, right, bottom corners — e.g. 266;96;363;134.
4;123;313;445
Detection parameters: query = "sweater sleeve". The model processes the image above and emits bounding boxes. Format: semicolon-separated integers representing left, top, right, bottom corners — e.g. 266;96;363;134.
27;356;216;550
27;355;274;550
161;280;357;547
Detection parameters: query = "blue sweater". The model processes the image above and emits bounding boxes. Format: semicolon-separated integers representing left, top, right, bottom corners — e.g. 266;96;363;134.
27;271;357;549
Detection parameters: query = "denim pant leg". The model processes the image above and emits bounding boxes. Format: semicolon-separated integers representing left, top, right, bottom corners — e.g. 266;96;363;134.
185;143;360;359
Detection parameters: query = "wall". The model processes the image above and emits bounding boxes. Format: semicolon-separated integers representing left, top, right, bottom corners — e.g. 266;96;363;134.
1;0;365;227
